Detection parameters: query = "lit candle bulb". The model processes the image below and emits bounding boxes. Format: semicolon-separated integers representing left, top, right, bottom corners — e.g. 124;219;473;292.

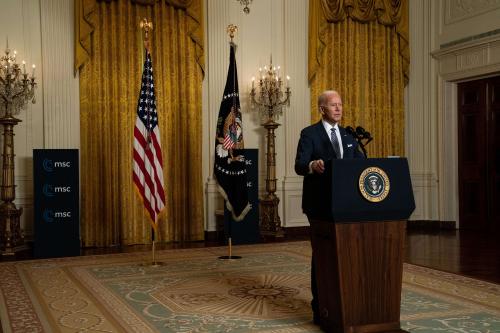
251;76;255;89
32;64;36;77
22;61;26;74
286;75;290;88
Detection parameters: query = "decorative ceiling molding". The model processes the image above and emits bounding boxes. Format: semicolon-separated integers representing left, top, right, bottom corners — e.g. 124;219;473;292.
445;0;500;25
432;34;500;81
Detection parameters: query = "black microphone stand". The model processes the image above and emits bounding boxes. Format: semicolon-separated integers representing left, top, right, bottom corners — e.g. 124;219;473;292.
346;126;372;158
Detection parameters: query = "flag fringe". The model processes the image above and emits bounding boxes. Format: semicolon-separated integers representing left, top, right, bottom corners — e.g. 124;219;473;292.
216;183;252;222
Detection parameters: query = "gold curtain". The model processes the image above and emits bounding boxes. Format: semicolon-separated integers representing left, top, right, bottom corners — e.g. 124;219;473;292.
308;0;409;158
76;0;204;246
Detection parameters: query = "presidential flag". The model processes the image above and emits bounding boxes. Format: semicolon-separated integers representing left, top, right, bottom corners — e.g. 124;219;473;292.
133;49;166;231
214;43;251;221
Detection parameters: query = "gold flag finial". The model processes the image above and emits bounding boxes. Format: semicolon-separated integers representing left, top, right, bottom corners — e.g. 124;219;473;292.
226;24;238;42
140;18;153;51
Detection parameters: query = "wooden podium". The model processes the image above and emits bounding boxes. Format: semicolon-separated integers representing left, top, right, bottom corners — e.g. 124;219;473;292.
309;158;415;333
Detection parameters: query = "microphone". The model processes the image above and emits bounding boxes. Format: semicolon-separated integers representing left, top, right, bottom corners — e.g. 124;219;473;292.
355;126;366;137
345;126;356;137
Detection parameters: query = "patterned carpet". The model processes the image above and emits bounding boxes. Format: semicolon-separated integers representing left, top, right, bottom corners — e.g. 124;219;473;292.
0;241;499;332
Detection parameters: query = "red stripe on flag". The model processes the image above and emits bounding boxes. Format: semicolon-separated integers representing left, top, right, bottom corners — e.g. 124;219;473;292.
133;172;156;221
141;137;165;206
223;134;234;150
133;150;156;196
134;128;165;205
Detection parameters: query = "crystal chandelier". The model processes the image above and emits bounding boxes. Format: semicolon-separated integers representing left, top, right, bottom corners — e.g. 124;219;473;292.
249;57;291;238
0;40;36;116
237;0;252;14
250;56;291;124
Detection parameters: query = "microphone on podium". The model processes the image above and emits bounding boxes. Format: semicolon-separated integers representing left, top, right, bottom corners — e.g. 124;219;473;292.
346;125;372;158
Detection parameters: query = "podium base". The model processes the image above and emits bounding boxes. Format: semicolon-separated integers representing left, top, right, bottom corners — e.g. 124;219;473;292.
320;326;408;333
320;320;408;333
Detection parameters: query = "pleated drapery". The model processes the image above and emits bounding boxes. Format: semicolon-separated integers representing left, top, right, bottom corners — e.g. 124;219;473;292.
309;0;409;158
76;0;204;246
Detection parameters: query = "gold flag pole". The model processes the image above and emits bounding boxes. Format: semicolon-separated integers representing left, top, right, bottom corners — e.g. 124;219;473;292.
219;24;242;261
139;18;164;267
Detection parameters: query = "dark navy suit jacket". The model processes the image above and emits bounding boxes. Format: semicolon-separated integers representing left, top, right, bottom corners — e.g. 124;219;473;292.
295;121;364;218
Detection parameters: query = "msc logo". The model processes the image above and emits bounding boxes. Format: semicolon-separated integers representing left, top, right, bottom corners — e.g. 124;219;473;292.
42;159;71;172
42;210;72;222
43;184;72;197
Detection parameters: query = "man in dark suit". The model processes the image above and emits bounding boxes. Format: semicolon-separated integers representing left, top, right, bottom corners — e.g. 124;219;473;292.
294;90;364;324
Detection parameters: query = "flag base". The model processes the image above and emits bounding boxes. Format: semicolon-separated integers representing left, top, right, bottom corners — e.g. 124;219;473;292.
137;240;165;267
139;261;166;267
218;237;242;260
218;255;242;260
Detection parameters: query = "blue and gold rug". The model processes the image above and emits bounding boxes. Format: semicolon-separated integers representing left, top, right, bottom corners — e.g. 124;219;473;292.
0;241;499;332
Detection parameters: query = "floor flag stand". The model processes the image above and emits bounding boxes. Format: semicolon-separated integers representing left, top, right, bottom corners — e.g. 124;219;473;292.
219;217;241;260
142;228;164;266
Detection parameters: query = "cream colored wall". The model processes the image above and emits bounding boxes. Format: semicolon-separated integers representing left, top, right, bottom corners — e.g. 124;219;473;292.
5;0;500;240
406;0;440;221
0;0;79;240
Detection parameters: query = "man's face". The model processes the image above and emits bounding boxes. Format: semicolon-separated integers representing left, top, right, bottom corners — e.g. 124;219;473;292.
320;93;343;125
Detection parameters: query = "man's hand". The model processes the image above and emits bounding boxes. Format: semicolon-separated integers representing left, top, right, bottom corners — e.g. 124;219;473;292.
311;159;325;174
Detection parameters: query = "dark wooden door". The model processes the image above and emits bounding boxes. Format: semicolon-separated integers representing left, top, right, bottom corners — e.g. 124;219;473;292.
458;76;499;230
488;77;500;230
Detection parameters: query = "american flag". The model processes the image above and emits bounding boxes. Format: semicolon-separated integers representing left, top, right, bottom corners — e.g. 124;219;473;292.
133;50;166;231
223;134;235;150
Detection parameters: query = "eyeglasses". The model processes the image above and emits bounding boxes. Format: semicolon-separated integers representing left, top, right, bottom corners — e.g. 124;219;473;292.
321;103;342;109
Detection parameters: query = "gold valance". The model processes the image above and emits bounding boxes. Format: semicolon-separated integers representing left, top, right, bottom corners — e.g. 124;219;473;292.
74;0;204;74
309;0;409;84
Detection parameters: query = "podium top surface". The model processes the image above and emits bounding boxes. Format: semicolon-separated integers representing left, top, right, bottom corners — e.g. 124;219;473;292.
325;158;415;222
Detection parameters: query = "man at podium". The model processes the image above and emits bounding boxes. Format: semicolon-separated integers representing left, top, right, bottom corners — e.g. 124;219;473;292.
294;90;364;323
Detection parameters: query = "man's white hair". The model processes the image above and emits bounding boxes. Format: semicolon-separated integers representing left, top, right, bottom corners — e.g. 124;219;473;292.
317;90;341;108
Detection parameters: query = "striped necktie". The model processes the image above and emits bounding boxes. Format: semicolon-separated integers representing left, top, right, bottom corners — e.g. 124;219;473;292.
330;127;341;159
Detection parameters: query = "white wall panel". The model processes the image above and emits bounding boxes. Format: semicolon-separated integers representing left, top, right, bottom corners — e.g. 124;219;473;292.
407;0;439;221
40;0;80;148
282;0;309;227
